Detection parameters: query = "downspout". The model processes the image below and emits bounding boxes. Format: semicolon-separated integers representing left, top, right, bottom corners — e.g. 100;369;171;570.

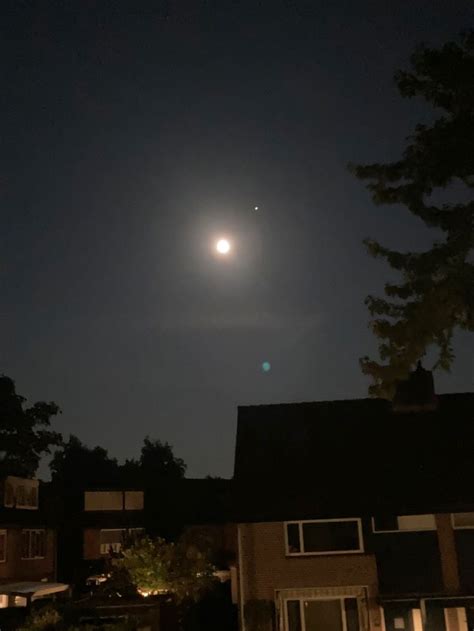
238;525;246;631
420;599;427;629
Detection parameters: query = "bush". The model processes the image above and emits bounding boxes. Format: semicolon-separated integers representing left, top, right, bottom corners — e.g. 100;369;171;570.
17;605;136;631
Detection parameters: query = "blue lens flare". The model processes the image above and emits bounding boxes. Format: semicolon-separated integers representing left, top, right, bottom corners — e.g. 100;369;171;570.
262;361;271;373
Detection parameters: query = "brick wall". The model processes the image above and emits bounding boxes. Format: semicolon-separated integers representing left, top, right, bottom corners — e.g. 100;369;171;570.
83;528;101;560
239;522;378;601
238;522;381;631
0;528;55;583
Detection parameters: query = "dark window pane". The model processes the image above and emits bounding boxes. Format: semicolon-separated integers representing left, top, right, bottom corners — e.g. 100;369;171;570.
38;531;45;557
21;531;30;558
287;524;301;553
345;598;359;631
287;600;302;631
302;521;360;553
0;532;6;561
373;516;398;532
304;600;343;631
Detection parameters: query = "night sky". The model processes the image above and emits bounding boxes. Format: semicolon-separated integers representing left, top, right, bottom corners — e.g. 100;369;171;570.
2;1;473;478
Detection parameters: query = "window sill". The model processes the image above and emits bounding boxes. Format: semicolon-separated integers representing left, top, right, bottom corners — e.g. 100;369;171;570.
286;550;364;557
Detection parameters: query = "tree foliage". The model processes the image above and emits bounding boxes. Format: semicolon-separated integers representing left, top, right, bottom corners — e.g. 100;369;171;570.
18;605;134;631
119;533;216;603
350;32;474;397
50;435;186;490
121;437;186;483
0;375;61;478
50;435;119;488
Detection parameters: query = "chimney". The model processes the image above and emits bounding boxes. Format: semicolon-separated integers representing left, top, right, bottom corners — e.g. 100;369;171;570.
392;362;437;413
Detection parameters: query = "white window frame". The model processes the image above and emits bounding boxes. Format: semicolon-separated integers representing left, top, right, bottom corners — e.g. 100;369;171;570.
21;529;46;560
284;518;364;556
0;530;6;563
451;512;474;530
371;514;436;533
284;595;358;631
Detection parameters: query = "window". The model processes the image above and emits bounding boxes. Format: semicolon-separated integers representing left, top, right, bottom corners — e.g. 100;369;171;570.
99;528;144;555
84;490;144;511
85;491;123;511
124;491;144;510
372;514;436;533
452;513;474;529
285;519;363;555
0;530;6;562
21;529;46;559
286;598;359;631
3;477;39;509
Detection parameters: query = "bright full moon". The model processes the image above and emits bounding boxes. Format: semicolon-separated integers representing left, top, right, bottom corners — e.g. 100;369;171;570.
216;239;231;254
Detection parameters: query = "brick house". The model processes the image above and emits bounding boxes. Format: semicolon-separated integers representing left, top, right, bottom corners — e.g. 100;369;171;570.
54;486;146;584
82;489;145;562
56;477;235;588
233;368;474;631
0;476;57;584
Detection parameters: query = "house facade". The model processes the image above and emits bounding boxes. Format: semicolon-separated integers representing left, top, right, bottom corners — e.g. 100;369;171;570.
238;518;380;631
54;486;146;584
82;489;145;561
233;368;474;631
0;476;56;585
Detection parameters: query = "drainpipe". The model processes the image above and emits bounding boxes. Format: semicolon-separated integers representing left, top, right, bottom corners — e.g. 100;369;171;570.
237;525;246;631
420;599;427;628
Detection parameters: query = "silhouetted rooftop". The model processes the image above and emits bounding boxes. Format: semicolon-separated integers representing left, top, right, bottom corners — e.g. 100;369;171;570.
234;392;474;522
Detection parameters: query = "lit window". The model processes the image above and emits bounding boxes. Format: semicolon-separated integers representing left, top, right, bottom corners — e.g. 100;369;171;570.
84;490;144;511
124;491;144;510
21;529;46;559
285;519;363;555
372;514;436;533
99;528;144;555
84;491;123;511
452;513;474;529
4;477;39;509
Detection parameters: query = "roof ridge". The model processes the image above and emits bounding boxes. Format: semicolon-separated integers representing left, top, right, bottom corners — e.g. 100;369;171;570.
238;391;474;410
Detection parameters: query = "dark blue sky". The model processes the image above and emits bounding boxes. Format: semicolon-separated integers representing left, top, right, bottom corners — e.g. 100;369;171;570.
2;1;473;477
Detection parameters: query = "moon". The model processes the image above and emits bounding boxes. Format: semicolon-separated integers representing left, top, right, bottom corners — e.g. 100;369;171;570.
216;238;231;254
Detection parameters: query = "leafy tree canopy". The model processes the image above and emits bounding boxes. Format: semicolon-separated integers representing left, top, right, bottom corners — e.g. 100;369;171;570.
0;375;61;478
50;435;186;488
121;437;186;484
119;533;216;603
350;32;474;397
50;435;119;488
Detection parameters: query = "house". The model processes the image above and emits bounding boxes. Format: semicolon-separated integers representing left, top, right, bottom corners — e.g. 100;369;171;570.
146;477;236;556
233;367;474;631
82;489;145;561
55;486;146;585
0;476;57;585
54;470;237;590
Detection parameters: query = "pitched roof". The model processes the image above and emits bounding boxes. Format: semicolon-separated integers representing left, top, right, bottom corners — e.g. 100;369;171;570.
233;393;474;522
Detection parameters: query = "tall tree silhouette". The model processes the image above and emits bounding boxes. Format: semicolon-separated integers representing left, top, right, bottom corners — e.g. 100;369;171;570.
0;375;61;478
351;32;474;396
